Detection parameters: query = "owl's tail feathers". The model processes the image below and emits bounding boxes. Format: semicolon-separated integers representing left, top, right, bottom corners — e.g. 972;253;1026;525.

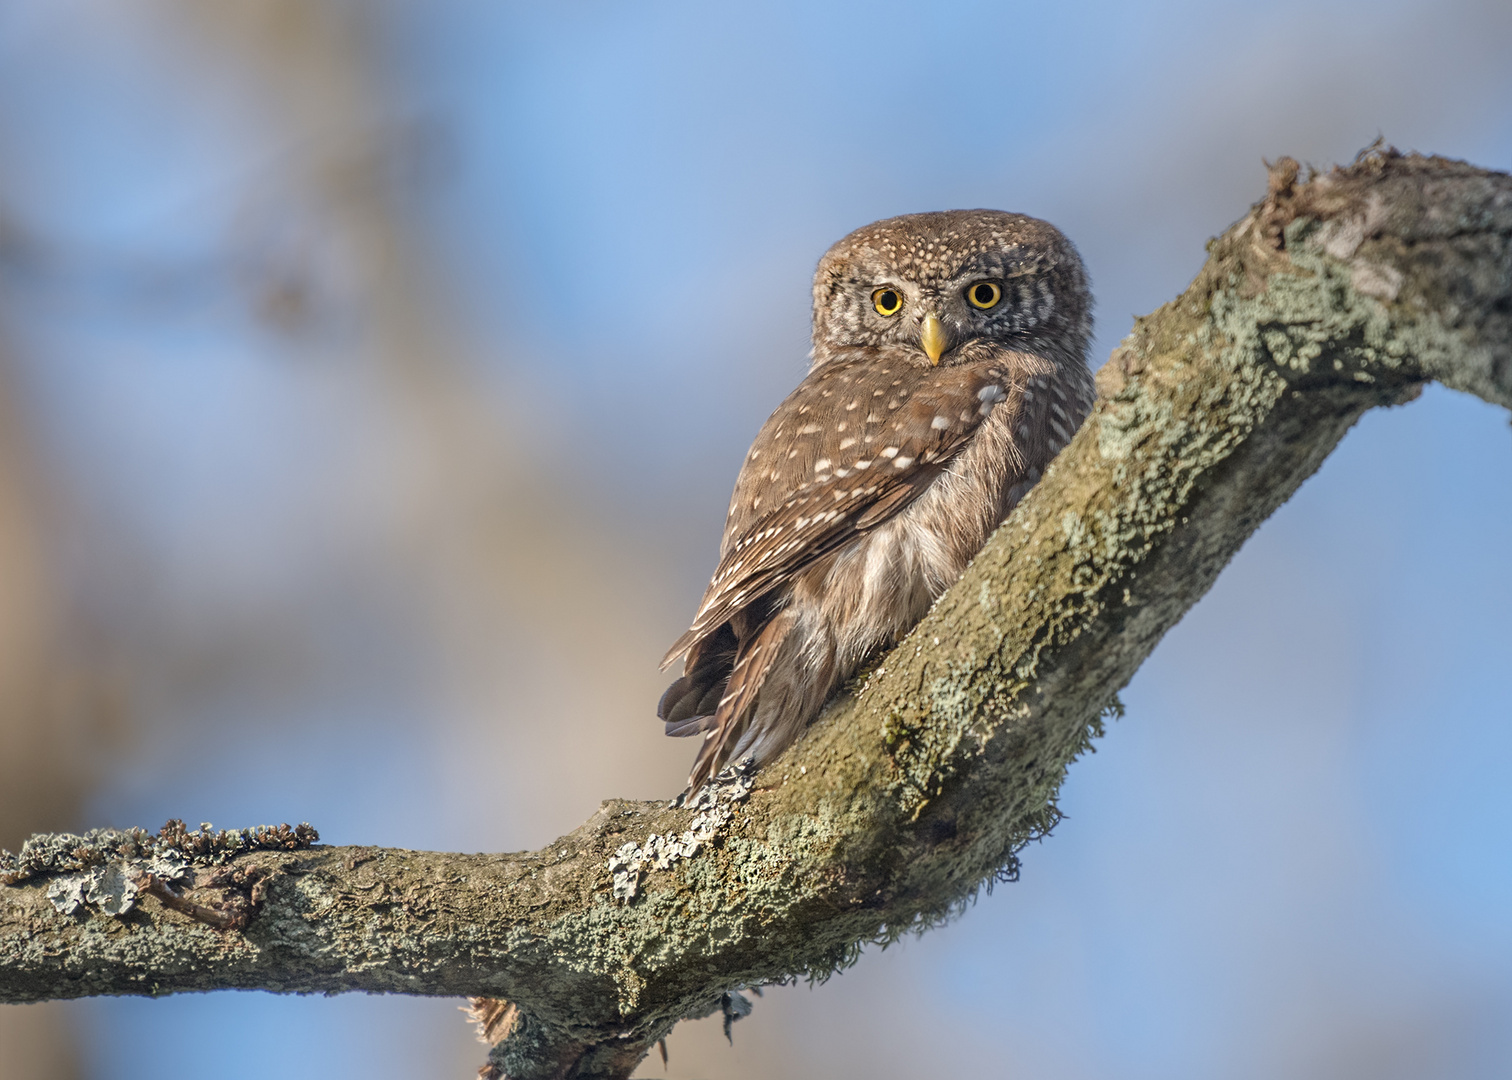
663;712;718;738
659;622;737;737
686;609;798;793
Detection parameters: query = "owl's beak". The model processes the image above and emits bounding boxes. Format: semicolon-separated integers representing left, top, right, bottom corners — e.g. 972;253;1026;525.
920;314;949;365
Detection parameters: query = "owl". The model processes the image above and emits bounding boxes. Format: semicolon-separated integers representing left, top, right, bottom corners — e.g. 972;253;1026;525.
660;210;1095;793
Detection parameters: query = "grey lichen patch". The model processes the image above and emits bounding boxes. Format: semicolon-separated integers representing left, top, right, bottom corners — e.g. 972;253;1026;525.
1;819;318;919
1350;260;1405;302
874;641;1037;827
608;762;755;902
1209;248;1405;384
45;853;190;917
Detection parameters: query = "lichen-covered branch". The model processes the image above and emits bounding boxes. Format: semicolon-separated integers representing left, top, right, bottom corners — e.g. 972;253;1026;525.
2;151;1509;1080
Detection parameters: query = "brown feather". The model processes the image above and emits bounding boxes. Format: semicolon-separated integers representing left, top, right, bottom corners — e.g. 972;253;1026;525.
658;623;736;734
686;607;798;791
662;348;1044;669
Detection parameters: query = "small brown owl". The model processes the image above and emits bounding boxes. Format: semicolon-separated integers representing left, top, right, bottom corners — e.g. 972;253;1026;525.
660;210;1095;792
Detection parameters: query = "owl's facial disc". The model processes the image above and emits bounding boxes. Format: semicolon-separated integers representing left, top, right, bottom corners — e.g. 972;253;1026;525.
919;314;948;364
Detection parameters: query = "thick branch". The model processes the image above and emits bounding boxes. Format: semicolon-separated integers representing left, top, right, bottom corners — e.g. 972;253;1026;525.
3;151;1509;1078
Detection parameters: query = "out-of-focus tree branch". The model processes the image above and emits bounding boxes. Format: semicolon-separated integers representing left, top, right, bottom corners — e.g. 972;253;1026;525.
0;273;89;1080
166;0;679;811
2;152;1508;1080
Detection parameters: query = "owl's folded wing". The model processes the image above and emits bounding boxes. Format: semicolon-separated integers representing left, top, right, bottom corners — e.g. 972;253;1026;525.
662;349;1036;668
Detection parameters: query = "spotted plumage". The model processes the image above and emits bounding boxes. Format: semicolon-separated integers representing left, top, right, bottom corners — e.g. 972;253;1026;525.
661;210;1095;792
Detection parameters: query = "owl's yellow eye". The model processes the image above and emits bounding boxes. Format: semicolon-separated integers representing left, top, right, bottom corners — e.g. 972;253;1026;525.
872;288;903;316
966;281;1002;309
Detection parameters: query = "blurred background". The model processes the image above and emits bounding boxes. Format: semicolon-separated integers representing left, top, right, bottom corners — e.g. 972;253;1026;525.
0;1;1509;1077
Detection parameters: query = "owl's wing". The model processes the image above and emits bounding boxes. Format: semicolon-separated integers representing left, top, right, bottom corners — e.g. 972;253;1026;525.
662;348;1038;667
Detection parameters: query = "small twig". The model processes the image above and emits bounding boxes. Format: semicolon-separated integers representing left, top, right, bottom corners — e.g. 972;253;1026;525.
200;864;273;906
136;873;242;930
133;865;270;931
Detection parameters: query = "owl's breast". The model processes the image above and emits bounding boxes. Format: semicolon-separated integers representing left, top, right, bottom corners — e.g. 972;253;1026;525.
800;356;1092;663
799;398;1023;652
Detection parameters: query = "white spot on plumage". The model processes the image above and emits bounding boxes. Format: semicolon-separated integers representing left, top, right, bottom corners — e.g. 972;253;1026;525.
931;415;950;430
893;456;915;468
814;458;832;471
839;437;857;450
880;446;899;458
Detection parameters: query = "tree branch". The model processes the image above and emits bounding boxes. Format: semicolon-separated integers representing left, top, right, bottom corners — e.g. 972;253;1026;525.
3;150;1509;1079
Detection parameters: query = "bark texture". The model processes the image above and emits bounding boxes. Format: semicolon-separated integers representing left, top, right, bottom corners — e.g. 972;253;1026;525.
2;151;1509;1079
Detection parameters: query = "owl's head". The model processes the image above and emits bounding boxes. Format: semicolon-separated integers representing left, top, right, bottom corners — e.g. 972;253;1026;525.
810;210;1091;370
